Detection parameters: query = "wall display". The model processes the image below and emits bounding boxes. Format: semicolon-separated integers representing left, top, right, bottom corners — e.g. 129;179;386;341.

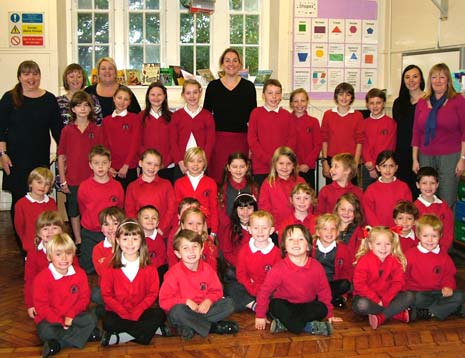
292;0;378;99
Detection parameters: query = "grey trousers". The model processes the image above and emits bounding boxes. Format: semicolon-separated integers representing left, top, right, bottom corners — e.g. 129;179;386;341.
352;291;415;319
410;290;465;320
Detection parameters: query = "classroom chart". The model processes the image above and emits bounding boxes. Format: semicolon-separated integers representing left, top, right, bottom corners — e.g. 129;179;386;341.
293;0;378;99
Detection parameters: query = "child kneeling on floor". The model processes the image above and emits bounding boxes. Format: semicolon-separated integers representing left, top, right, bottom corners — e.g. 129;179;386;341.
33;234;100;358
255;224;334;335
159;229;238;340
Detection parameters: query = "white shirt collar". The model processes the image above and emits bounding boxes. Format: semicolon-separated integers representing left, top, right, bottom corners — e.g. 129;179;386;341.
403;229;416;240
249;237;275;254
112;109;128;117
187;171;204;190
370;112;385;119
48;262;76;280
316;239;337;253
150;108;162;119
26;193;50;203
121;253;140;282
184;105;202;118
378;176;397;183
240;223;248;231
331;106;355;117
103;237;113;248
417;242;440;254
147;231;158;241
37;240;46;253
417;194;443;207
263;105;280;113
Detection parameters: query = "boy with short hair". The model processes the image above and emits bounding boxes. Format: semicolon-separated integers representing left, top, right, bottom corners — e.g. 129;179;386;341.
159;229;238;340
247;79;297;185
404;215;465;321
393;200;419;253
137;205;168;281
77;145;124;274
33;234;100;357
362;88;397;189
414;166;454;251
316;153;364;214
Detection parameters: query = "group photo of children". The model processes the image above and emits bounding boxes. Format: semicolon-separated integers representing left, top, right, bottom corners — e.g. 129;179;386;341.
1;46;465;358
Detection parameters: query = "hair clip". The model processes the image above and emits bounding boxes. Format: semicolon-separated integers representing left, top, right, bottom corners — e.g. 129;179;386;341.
390;225;403;236
235;192;257;202
361;225;372;239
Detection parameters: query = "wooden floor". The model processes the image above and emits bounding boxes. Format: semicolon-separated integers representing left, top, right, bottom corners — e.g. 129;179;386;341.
3;212;465;357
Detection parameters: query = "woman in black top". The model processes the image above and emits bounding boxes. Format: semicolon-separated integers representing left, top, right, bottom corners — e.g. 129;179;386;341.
204;48;257;183
392;64;425;196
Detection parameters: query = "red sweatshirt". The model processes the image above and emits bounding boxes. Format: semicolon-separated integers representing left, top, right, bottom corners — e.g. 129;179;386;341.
139;112;174;165
174;175;219;233
311;241;353;281
58;122;105;186
363;178;412;226
398;230;418;255
316;181;363;215
404;246;456;291
125;176;176;234
236;239;281;296
33;264;90;325
362;114;397;165
102;111;141;169
159;260;223;312
247;107;297;174
171;108;216;164
101;264;159;321
146;232;167;269
414;196;454;251
14;195;57;254
259;176;305;228
92;239;113;282
292;111;322;169
353;251;404;306
218;223;251;267
320;109;364;157
277;213;317;242
255;256;333;319
78;177;124;232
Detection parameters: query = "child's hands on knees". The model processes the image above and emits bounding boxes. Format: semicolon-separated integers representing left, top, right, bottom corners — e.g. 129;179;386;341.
255;318;267;330
64;316;73;329
186;299;199;312
27;307;37;319
442;287;453;297
197;299;212;314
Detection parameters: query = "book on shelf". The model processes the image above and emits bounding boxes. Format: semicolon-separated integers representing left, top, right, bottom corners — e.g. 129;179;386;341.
159;67;175;86
125;69;142;85
170;65;185;85
254;69;273;85
181;69;196;81
197;68;215;85
116;70;126;85
90;68;98;85
141;63;160;85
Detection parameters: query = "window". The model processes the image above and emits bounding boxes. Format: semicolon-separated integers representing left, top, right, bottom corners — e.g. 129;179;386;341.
229;0;260;75
76;0;110;76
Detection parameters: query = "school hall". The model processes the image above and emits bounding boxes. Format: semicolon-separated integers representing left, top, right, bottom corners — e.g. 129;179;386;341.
2;1;465;357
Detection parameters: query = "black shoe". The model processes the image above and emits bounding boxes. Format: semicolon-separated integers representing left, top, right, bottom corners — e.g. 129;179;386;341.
156;323;173;337
210;320;239;335
331;296;346;309
177;325;195;340
410;308;432;321
42;339;61;358
88;327;102;342
101;331;118;346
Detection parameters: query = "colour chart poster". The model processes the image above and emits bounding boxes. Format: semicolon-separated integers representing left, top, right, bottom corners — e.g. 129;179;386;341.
293;0;378;99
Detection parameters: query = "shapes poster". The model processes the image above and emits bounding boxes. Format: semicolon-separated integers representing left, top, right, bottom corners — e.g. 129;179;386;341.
292;0;378;99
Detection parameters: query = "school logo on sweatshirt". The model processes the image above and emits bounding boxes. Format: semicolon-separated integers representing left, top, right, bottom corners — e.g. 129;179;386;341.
264;264;272;272
433;265;441;274
88;132;95;139
110;195;118;203
70;284;79;294
200;282;207;291
337;258;344;268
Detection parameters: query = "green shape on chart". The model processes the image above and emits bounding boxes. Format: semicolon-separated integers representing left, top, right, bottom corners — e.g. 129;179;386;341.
329;54;344;61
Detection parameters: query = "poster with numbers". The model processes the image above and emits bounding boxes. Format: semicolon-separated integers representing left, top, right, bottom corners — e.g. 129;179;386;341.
292;0;378;99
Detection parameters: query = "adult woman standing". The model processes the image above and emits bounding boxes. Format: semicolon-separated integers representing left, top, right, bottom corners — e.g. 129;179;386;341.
85;57;140;117
204;48;257;183
392;65;425;196
57;63;102;125
0;60;62;216
412;63;465;208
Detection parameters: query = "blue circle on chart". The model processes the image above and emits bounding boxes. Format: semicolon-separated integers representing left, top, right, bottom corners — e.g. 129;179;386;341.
10;13;20;23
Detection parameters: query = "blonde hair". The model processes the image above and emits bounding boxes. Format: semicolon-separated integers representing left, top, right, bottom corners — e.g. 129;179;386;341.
289;88;309;106
28;167;54;188
179;207;209;242
331;153;357;180
425;63;457;100
182;78;202;94
267;146;298;184
46;233;76;260
291;182;317;208
96;57;117;75
315;213;340;242
183;146;207;170
354;226;407;271
35;211;64;247
111;219;150;268
416;214;443;237
249;210;274;227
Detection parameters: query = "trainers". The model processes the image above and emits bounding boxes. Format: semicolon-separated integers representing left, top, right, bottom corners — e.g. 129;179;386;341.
392;309;410;323
305;321;333;336
101;331;118;347
410;308;431;321
368;313;385;329
88;327;103;342
156;323;173;337
331;296;346;309
210;320;239;335
42;339;61;358
270;318;288;333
